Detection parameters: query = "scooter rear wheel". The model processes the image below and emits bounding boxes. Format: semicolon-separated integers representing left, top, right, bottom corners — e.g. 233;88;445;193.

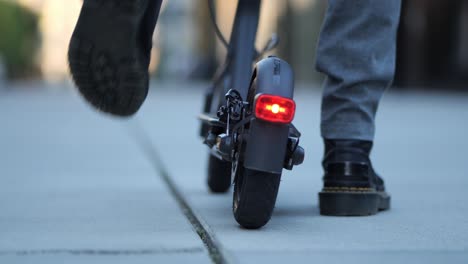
233;164;281;229
207;154;232;193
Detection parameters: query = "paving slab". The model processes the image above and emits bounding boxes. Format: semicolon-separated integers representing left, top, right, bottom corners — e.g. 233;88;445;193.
0;85;211;263
138;82;468;263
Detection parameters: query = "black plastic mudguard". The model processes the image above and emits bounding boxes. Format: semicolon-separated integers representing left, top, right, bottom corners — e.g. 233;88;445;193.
243;56;294;174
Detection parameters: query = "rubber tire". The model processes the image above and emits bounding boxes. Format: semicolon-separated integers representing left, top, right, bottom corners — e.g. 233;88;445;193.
233;168;281;229
207;155;232;193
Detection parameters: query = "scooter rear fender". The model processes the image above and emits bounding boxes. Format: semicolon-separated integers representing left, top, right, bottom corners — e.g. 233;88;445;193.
243;57;294;174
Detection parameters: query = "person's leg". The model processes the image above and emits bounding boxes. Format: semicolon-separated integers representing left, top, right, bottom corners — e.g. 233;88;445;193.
315;0;401;216
317;0;401;140
68;0;163;116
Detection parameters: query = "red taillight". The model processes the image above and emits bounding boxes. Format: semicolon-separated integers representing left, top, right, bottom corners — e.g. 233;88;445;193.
254;94;296;124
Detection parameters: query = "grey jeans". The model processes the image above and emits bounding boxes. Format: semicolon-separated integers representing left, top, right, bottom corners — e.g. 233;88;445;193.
316;0;402;141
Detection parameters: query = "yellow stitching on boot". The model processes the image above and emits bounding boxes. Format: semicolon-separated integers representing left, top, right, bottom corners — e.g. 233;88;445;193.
323;187;375;193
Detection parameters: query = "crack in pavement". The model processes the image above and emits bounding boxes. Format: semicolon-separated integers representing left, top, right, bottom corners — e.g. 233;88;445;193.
127;121;229;264
0;248;204;256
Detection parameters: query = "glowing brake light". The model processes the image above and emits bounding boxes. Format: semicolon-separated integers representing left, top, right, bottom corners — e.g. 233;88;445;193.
254;94;296;124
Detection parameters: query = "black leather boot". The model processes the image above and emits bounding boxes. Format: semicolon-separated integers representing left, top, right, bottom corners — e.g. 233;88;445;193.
68;0;163;116
319;139;390;216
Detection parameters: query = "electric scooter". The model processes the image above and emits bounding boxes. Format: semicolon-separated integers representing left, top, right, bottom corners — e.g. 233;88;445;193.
199;0;305;229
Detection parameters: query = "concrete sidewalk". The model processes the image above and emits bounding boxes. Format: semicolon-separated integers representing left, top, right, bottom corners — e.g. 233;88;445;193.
0;84;210;263
1;81;467;263
138;82;468;263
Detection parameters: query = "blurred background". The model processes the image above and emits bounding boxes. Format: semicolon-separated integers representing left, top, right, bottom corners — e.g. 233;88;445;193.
0;0;467;90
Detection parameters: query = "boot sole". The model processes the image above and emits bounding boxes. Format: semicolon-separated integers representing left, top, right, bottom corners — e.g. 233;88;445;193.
319;188;390;216
68;0;149;116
